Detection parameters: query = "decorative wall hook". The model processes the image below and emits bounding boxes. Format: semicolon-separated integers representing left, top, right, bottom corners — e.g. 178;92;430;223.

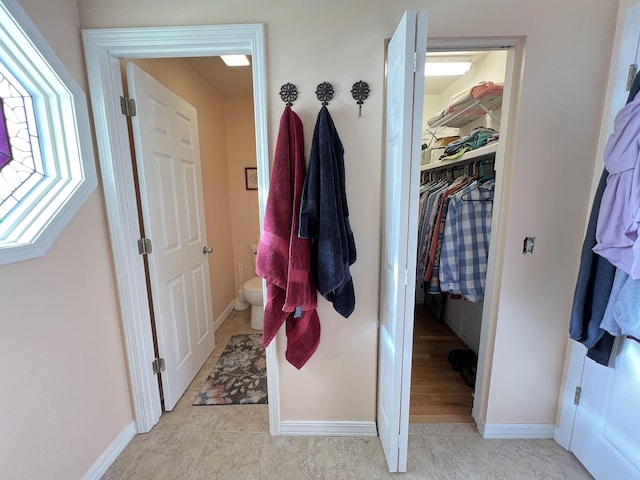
351;81;370;117
315;82;334;106
279;83;298;106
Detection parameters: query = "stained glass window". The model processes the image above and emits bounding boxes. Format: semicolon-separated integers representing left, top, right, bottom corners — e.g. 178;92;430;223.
0;63;44;220
0;97;10;169
0;0;96;264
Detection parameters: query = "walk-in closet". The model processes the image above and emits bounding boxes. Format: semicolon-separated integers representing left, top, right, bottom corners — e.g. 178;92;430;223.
410;49;508;423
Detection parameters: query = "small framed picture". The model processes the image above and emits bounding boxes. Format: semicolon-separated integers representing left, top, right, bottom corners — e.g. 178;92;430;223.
245;167;258;190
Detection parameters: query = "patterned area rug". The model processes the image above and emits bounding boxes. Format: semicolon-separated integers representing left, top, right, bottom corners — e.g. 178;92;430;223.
193;334;268;405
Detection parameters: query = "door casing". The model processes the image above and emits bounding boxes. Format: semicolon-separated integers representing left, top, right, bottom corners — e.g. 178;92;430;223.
420;36;524;431
82;24;277;434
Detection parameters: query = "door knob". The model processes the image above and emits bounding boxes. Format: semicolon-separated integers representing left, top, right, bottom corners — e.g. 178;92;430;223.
202;246;213;254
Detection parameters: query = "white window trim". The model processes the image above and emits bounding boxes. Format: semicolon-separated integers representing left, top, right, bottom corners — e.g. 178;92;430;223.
0;0;97;264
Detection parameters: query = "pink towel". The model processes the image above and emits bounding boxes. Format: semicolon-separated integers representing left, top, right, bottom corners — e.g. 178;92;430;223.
256;106;319;369
446;81;504;114
470;81;503;100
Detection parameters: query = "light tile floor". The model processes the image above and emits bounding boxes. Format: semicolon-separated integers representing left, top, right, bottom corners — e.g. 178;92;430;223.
102;310;594;480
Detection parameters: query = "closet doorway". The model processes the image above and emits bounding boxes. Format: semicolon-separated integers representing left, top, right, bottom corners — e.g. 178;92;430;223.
410;46;511;424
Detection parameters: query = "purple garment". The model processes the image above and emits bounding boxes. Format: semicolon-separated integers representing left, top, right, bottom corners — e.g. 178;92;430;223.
593;96;640;279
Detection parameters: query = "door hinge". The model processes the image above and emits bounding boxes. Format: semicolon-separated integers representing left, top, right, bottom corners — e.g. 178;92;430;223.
152;357;166;375
137;238;152;255
573;386;582;406
120;96;137;117
627;64;638;91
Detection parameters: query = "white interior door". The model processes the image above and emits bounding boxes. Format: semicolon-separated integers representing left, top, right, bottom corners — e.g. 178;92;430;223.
571;338;640;479
377;9;427;473
126;62;215;411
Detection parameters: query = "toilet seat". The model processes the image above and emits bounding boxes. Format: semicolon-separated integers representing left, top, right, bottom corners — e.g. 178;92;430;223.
244;276;263;294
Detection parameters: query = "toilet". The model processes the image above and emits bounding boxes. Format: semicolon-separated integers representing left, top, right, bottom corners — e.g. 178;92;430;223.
243;243;264;330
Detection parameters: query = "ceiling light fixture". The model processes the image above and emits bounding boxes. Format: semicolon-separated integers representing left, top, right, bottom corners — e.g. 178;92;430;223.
425;57;472;77
220;55;250;66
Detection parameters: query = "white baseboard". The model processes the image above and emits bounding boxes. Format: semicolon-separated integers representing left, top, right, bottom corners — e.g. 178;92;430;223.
279;421;377;437
81;421;137;480
445;320;478;354
214;300;236;331
477;421;555;439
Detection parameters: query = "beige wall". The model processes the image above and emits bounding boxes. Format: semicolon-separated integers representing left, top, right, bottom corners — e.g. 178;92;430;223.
1;0;623;476
0;194;133;480
0;1;134;479
224;97;260;288
77;0;618;426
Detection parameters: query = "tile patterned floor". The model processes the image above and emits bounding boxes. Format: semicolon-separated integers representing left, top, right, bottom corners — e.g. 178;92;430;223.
102;310;593;479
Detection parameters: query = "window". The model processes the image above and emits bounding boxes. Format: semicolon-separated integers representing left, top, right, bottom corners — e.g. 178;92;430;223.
0;0;96;264
0;63;45;219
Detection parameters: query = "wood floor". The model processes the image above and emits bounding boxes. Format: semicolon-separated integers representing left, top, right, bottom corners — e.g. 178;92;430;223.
410;303;475;423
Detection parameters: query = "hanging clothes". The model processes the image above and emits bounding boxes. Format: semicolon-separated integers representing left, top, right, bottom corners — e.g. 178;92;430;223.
569;170;616;365
593;93;640;279
600;268;640;340
299;105;357;318
439;179;495;302
424;175;475;294
569;72;640;365
256;106;320;369
417;179;449;280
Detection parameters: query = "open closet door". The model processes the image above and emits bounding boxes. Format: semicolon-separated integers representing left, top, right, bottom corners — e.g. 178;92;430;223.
377;9;427;473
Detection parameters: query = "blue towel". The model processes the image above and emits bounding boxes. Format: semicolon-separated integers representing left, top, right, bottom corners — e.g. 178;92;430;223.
299;106;356;317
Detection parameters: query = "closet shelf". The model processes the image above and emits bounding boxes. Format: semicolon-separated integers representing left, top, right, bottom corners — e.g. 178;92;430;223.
421;141;498;172
427;93;503;129
423;92;503;142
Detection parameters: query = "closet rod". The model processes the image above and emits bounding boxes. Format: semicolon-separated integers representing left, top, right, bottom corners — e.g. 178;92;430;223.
426;158;495;183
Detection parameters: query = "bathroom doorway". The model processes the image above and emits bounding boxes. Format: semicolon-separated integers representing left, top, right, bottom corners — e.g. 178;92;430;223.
123;55;263;413
82;25;278;434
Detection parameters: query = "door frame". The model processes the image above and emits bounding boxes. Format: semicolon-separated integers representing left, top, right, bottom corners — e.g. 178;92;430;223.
415;36;525;430
82;24;278;434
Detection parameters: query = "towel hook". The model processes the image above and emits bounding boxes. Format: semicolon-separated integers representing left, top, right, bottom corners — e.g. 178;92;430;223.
351;80;370;117
279;83;298;106
315;82;334;106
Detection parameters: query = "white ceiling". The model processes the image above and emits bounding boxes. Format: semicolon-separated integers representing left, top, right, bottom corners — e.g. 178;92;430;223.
184;56;254;98
424;51;489;96
185;51;489;98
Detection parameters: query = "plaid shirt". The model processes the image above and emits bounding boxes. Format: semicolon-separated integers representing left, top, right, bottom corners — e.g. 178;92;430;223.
439;179;495;302
424;176;474;294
